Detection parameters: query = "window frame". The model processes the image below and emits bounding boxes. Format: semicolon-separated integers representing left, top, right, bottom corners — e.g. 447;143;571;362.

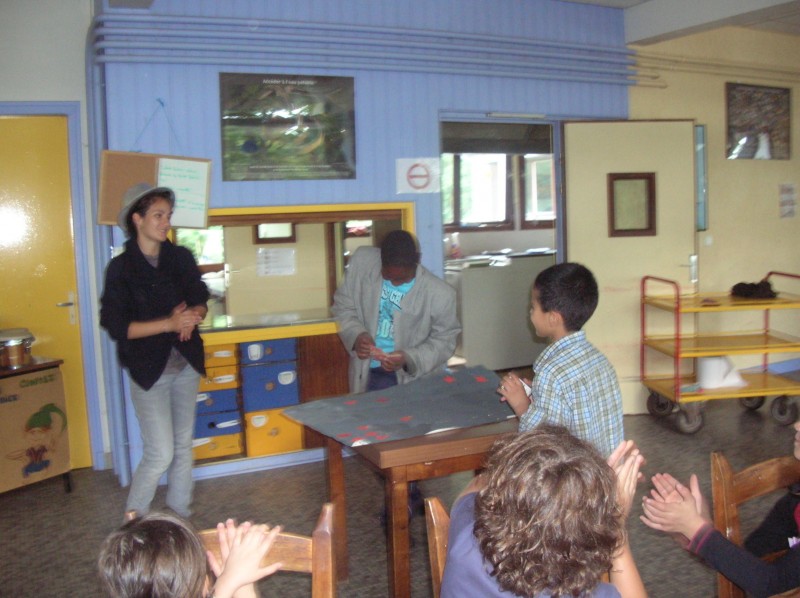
442;153;515;233
519;155;556;231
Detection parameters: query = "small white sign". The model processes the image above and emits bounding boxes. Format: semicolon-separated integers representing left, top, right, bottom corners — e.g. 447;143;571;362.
780;183;796;218
396;158;440;194
257;247;296;276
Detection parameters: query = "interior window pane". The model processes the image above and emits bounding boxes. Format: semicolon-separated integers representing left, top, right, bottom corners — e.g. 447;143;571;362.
174;226;225;264
459;153;507;224
440;153;455;225
524;155;555;221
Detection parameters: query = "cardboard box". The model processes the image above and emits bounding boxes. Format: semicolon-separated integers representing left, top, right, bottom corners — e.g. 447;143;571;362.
241;363;299;411
198;364;239;392
0;366;70;494
239;338;296;364
244;408;303;457
192;433;243;460
196;389;238;414
204;344;239;368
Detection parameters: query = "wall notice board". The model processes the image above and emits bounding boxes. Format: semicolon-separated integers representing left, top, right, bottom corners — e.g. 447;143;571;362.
98;150;211;228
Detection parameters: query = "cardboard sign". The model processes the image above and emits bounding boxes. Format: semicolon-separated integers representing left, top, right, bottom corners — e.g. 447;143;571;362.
98;150;211;229
0;366;70;494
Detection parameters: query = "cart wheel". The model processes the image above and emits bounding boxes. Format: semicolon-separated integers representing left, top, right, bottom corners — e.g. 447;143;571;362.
647;392;673;417
770;395;798;426
675;409;704;434
739;396;766;410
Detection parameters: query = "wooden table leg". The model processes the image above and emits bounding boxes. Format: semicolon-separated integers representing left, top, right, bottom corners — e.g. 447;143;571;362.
385;470;411;598
325;437;349;581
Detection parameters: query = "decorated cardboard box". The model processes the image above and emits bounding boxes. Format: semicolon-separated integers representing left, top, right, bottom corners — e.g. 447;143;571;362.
0;365;70;494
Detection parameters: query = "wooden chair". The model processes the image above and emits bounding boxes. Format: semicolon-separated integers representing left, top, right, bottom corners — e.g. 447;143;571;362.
711;452;800;598
425;496;450;598
199;502;335;598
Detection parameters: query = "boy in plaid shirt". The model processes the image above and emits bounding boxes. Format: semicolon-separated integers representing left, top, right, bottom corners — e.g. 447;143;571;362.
497;262;623;457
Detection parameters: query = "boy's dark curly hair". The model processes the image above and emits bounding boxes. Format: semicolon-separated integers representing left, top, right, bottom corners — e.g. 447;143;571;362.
474;426;623;597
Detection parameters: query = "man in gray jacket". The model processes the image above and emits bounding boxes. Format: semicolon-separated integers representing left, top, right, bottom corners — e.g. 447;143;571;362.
332;229;460;395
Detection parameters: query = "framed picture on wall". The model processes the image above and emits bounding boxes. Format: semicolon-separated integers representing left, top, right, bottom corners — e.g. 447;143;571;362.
726;83;790;160
220;73;356;180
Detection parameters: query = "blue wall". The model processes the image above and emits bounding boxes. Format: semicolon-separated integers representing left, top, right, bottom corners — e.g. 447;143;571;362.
91;0;630;270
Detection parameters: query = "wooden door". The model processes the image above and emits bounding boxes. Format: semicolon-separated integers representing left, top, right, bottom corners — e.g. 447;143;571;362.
0;115;91;467
564;120;697;413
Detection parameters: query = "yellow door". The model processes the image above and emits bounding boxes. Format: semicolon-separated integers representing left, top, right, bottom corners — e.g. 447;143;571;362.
564;120;697;413
0;115;91;468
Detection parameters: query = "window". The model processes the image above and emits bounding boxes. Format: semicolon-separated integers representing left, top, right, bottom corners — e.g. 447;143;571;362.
442;153;511;228
441;122;555;231
521;155;555;228
174;225;225;273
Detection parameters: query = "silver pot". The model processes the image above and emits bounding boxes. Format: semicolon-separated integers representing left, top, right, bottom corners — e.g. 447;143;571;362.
0;328;35;368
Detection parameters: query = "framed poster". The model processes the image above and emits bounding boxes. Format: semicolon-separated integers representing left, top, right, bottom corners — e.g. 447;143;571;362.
726;83;790;160
220;73;356;180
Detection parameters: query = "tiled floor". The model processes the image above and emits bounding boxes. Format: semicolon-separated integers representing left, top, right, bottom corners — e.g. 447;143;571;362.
0;398;796;597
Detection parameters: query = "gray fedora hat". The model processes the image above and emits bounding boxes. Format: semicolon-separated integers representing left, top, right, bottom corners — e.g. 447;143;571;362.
118;183;176;233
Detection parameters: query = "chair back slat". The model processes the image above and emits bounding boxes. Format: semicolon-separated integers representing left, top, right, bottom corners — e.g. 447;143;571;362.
425;496;450;598
199;503;335;598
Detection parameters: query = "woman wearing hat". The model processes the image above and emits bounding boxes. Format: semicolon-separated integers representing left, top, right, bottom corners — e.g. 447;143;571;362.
100;184;209;520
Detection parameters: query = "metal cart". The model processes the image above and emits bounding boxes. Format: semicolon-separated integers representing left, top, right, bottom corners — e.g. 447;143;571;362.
640;272;800;433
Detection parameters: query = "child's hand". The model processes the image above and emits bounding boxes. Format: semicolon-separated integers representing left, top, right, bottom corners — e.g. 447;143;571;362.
644;473;709;548
641;481;709;541
607;440;645;518
497;373;531;417
209;522;283;598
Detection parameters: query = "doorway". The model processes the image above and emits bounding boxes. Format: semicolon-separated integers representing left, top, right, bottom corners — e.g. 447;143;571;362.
0;103;101;468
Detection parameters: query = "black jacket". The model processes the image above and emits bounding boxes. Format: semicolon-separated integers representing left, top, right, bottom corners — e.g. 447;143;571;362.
100;238;209;390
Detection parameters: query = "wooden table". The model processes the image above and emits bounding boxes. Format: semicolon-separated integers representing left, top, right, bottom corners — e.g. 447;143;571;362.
324;418;518;598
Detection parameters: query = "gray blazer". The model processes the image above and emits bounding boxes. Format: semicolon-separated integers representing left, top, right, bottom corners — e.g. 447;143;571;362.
331;246;461;394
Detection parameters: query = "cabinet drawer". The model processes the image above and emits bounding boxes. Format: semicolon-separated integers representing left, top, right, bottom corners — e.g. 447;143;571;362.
198;365;239;392
192;433;243;460
196;389;238;414
195;411;242;438
239;338;296;364
244;409;303;457
204;344;239;367
241;363;299;411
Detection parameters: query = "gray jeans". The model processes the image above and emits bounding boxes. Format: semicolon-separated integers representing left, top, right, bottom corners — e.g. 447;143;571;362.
126;362;199;517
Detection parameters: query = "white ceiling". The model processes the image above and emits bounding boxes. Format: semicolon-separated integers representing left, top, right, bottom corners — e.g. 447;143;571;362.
563;0;800;44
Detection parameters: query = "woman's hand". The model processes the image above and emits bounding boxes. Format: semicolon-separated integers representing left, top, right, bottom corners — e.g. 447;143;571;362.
166;302;203;341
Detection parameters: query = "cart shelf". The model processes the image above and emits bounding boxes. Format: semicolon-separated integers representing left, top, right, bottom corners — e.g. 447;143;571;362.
643;372;800;404
644;331;800;358
643;292;800;313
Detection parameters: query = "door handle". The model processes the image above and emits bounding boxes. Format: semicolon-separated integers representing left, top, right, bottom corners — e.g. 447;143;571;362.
56;292;77;324
679;254;698;284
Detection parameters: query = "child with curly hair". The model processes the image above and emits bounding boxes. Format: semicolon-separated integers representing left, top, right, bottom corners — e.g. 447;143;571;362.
441;425;646;598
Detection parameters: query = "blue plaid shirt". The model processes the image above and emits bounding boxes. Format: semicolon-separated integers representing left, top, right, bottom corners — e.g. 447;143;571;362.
519;331;623;457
